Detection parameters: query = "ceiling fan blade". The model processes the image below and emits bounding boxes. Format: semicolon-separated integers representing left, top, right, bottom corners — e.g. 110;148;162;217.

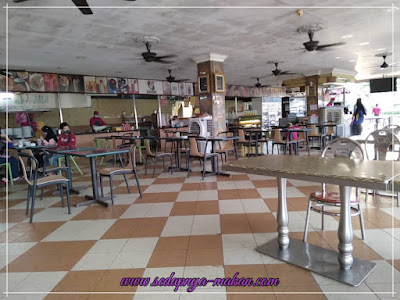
71;0;93;15
13;0;29;2
154;59;173;64
156;54;177;60
316;42;345;50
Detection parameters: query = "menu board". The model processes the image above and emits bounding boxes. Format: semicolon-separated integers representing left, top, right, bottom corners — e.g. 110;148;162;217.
128;78;139;94
118;78;130;94
84;76;97;93
171;82;179;96
138;79;163;94
2;69;195;96
95;77;107;94
43;74;59;92
107;77;118;94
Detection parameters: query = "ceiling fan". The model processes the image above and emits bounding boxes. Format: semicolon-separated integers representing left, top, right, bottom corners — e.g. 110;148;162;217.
13;0;94;14
12;0;136;15
251;77;269;88
373;53;400;69
165;68;189;82
140;40;176;64
297;25;345;52
267;61;298;77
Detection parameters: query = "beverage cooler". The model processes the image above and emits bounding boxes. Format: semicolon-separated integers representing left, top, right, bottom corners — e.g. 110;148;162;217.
261;98;282;129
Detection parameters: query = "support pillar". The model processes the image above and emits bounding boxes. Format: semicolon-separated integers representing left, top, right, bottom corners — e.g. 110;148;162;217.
193;53;228;136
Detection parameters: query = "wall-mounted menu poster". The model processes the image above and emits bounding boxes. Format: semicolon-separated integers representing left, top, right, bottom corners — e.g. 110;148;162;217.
138;79;163;95
84;76;97;93
107;77;119;94
96;77;107;94
43;74;59;92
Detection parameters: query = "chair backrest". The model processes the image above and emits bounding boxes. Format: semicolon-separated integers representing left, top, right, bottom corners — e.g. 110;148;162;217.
326;124;335;136
237;129;246;143
189;137;201;156
365;129;400;161
322;138;365;160
273;129;284;143
384;125;400;135
118;143;136;170
224;132;234;148
17;151;37;186
309;124;319;136
145;138;154;156
122;133;134;144
297;126;306;140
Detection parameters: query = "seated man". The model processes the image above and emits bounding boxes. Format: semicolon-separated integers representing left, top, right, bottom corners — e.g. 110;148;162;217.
90;111;111;132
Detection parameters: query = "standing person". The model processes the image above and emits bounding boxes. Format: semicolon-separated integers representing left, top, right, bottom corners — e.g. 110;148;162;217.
372;104;381;116
50;122;76;166
352;98;367;136
0;126;21;183
90;111;110;132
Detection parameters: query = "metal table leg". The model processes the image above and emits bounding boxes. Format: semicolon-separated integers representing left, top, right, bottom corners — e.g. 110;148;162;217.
256;177;376;287
77;156;110;207
338;185;354;269
51;154;86;196
277;177;289;249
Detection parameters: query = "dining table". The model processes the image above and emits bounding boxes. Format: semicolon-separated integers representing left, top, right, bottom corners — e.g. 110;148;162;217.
197;135;239;177
223;155;400;286
53;147;130;207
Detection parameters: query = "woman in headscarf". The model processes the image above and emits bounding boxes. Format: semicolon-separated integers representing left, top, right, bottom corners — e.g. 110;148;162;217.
36;126;58;167
35;121;45;140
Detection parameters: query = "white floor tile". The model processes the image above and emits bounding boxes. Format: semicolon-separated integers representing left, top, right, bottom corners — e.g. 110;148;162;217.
234;181;255;189
72;253;116;270
0;223;17;234
247;174;276;181
197;190;218;201
217;182;236;190
163;184;183;192
26;207;81;222
120;204;152;218
257;187;305;199
218;200;244;214
112;193;140;205
380;207;400;220
12;271;67;292
319;282;378;300
121;238;159;252
241;199;270;213
10;197;60;210
161;216;194;237
191;215;220;235
223;247;263;265
365;260;400;284
360;229;400;259
144;184;166;193
288;179;322;187
136;267;185;292
0;242;37;257
222;233;257;249
0;272;31;296
87;239;128;254
298;210;339;231
43;219;116;241
109;251;153;269
145;203;173;217
272;211;315;233
177;191;199;202
367;283;400;299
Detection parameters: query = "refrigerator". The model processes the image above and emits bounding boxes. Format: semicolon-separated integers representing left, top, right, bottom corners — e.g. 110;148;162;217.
261;97;282;129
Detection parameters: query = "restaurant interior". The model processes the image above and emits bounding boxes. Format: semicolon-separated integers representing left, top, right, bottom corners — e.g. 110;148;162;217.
1;0;400;299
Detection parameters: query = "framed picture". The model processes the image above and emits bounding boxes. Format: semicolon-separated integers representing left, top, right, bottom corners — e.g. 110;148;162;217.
197;75;209;94
214;73;226;93
307;85;316;97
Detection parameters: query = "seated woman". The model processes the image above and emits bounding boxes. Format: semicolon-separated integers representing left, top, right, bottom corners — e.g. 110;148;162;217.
37;126;58;167
49;122;76;166
0;126;21;183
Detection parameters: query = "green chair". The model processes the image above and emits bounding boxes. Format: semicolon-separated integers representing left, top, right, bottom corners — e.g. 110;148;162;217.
0;162;14;185
56;156;83;176
94;138;110;165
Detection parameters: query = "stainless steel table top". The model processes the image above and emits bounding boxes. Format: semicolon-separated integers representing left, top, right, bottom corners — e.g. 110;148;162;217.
223;155;400;191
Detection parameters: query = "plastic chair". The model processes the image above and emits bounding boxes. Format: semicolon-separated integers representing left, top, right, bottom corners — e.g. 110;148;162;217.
18;151;71;223
99;144;142;203
187;137;219;180
0;163;13;185
364;129;400;206
304;138;366;241
94;138;110;165
144;138;173;178
308;124;322;149
216;132;236;162
57;156;83;176
271;129;298;155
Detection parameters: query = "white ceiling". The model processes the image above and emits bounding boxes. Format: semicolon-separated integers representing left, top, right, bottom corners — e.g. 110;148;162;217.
0;0;400;86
